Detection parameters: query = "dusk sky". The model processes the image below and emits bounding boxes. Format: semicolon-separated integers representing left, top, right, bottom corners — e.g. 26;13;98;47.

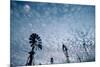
11;1;95;66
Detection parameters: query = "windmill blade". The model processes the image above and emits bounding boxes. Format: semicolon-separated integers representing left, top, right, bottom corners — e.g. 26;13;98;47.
38;44;42;50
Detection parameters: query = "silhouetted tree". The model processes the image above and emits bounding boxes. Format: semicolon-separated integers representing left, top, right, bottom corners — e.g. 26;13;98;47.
26;33;42;65
74;31;95;61
62;44;70;63
74;31;90;56
83;40;89;56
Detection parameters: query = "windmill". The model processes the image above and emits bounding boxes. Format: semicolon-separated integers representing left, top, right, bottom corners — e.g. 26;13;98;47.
26;33;42;65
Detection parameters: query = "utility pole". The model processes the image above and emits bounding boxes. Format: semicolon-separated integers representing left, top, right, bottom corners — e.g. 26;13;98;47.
50;57;54;64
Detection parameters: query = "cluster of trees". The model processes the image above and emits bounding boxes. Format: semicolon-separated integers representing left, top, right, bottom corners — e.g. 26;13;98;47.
26;31;95;65
69;30;95;62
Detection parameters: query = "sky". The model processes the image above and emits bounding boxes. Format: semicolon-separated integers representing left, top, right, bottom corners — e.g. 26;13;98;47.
10;1;95;66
